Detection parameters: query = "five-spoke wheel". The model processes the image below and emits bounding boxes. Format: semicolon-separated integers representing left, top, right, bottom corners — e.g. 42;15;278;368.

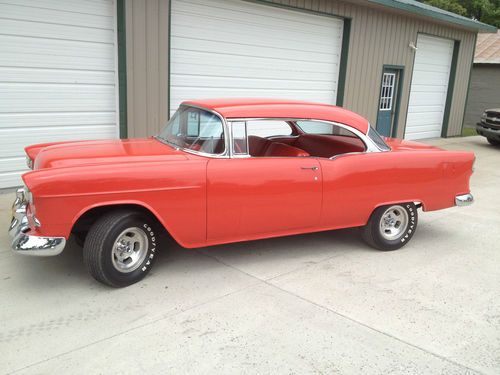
83;210;161;287
362;203;418;251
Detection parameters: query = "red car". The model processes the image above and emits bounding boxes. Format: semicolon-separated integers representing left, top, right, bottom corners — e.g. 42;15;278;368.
9;98;474;287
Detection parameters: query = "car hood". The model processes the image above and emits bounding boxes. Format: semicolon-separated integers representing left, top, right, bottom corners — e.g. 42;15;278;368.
28;138;187;170
384;138;443;151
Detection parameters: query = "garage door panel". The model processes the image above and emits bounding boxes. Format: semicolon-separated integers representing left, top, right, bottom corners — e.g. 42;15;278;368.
0;158;25;174
0;67;115;85
0;84;116;112
0;19;114;44
405;34;454;140
170;50;338;76
172;13;341;49
171;62;336;82
408;92;448;106
0;35;115;59
0;0;114;17
0;0;118;188
171;0;343;115
1;52;114;71
0;112;116;129
171;74;335;91
171;37;338;64
406;111;445;124
0;125;117;157
175;0;339;32
411;71;451;84
0;3;113;29
171;23;341;54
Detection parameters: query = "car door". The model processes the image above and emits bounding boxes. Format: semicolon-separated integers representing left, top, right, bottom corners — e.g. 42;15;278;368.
206;157;322;243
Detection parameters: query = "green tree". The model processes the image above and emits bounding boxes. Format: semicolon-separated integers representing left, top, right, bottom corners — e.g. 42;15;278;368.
424;0;467;15
420;0;500;27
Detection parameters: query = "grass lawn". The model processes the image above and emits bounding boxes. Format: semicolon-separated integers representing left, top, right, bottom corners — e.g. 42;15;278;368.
462;127;477;137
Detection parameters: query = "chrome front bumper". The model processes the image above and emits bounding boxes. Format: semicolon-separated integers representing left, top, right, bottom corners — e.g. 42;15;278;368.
455;193;474;207
8;188;65;256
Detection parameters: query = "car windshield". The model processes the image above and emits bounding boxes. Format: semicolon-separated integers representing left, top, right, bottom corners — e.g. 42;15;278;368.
156;106;225;155
367;127;391;151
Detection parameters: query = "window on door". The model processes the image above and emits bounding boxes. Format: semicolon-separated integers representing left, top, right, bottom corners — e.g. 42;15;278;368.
379;73;396;111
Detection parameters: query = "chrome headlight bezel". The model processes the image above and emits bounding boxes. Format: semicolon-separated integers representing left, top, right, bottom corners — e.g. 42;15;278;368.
26;156;33;170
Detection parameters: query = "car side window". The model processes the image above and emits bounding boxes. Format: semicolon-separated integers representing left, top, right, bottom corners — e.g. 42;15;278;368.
158;106;225;155
246;120;293;138
296;120;356;137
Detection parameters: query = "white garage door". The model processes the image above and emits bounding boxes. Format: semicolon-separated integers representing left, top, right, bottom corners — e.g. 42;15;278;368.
0;0;119;188
170;0;344;116
405;34;454;140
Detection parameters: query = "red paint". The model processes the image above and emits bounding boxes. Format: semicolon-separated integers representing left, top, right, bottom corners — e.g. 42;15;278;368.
21;99;474;248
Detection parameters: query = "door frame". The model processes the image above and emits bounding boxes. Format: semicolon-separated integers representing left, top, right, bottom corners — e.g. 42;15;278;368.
441;40;460;138
376;64;404;138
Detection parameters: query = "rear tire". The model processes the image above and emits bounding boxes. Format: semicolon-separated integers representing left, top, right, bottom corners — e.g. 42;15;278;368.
361;203;418;251
487;138;500;146
83;210;160;287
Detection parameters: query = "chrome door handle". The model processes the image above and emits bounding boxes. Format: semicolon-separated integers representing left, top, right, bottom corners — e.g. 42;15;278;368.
301;166;318;171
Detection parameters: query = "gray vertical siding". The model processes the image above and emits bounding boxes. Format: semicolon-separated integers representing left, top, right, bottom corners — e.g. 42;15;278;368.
125;0;476;138
464;65;500;128
125;0;169;137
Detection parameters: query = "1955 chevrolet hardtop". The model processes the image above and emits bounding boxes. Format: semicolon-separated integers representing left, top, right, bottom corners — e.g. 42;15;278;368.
9;98;475;287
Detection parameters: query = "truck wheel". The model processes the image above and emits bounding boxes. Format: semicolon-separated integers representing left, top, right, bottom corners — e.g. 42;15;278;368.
83;210;160;287
361;203;418;251
487;138;500;146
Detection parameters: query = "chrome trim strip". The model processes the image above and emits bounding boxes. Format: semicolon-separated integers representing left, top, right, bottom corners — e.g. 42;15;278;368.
455;193;474;207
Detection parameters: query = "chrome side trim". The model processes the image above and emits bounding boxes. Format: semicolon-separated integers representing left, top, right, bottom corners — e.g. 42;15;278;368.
455;193;474;206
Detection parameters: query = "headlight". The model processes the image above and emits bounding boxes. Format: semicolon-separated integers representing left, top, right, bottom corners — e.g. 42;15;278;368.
481;112;487;120
26;155;33;169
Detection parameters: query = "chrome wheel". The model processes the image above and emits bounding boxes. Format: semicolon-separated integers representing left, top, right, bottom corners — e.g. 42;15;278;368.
111;227;149;273
379;205;409;240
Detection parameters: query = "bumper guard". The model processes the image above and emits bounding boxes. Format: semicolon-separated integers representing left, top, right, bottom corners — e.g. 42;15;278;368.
455;193;474;207
8;188;65;256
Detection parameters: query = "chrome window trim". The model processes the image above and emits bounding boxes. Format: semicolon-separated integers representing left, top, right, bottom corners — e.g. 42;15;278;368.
226;117;384;155
156;104;230;159
229;121;251;158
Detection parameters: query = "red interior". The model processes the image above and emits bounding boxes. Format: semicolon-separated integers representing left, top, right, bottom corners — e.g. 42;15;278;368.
248;134;365;158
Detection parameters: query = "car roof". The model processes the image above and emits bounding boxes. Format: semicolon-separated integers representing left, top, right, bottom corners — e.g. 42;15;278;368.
182;98;370;134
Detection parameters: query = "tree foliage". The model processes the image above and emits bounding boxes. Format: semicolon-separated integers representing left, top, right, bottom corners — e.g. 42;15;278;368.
420;0;500;27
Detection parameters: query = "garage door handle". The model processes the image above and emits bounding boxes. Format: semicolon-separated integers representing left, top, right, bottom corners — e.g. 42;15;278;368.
301;166;318;171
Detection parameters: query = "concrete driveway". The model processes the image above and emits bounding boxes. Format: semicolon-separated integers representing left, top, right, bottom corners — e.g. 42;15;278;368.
0;135;499;375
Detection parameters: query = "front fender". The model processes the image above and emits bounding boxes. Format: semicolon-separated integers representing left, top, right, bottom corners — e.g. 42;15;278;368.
22;158;208;248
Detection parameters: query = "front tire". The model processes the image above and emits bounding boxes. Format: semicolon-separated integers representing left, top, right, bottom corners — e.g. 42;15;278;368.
361;203;418;251
83;210;160;287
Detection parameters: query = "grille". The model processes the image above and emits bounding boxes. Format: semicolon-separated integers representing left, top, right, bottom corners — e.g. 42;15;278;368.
483;111;500;129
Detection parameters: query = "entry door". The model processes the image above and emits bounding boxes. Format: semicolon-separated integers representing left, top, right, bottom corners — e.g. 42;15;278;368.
206;158;322;242
376;69;399;137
